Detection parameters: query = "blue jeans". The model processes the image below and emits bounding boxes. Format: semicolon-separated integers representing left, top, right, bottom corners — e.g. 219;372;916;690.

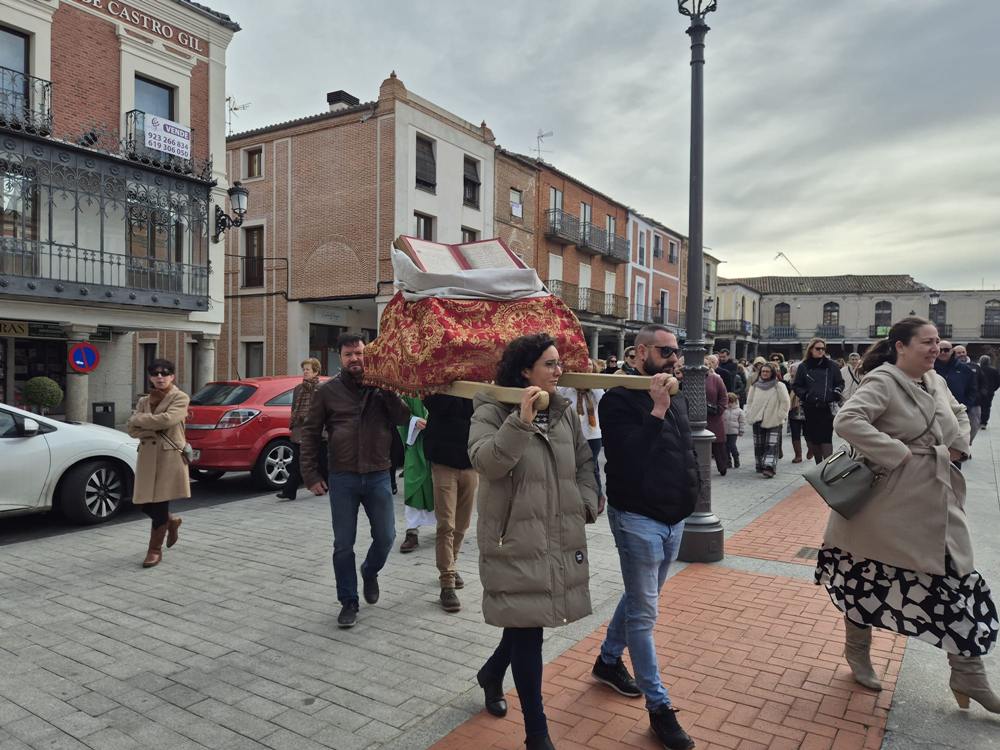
329;470;396;605
600;506;685;711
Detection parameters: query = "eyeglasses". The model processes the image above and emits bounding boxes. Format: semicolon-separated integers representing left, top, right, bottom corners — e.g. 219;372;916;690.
542;359;564;371
939;347;952;352
654;345;680;358
149;370;173;377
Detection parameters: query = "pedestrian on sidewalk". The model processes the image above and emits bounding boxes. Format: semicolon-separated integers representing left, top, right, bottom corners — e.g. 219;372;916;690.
954;345;986;443
422;393;477;612
469;334;598;750
745;362;790;478
793;338;844;464
816;317;999;713
785;362;806;463
126;359;189;568
621;347;640;375
934;340;978;439
397;395;435;554
277;357;322;500
301;333;411;629
978;354;999;428
841;352;863;403
704;354;730;476
592;324;698;750
557;359;607;511
723;392;746;468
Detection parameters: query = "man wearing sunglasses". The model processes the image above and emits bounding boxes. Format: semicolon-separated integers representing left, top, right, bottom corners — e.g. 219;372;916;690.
590;324;698;750
934;341;979;441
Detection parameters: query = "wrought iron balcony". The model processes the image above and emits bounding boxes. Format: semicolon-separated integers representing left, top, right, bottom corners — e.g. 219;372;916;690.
544;209;580;245
815;325;845;338
934;323;953;338
545;280;626;319
242;255;264;288
715;319;754;336
632;303;656;323
0;66;52;135
982;323;1000;338
606;233;629;263
765;325;798;339
578;223;607;255
0;238;209;310
545;279;578;307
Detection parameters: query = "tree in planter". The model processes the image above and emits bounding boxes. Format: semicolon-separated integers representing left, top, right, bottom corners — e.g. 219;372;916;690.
23;376;64;415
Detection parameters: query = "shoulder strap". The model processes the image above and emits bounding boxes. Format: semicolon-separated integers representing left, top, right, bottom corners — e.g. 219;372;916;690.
893;379;935;445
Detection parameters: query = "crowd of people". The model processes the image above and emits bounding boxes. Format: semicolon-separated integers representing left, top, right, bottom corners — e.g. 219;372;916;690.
124;321;999;750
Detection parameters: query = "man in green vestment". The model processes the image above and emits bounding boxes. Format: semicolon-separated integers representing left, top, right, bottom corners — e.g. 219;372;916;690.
398;395;435;552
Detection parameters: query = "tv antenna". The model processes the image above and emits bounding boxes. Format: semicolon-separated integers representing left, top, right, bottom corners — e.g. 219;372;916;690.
535;129;553;159
774;251;804;276
226;96;251;135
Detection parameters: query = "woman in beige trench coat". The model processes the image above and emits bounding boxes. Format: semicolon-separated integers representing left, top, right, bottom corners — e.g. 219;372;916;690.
815;317;998;713
469;333;599;750
126;358;191;568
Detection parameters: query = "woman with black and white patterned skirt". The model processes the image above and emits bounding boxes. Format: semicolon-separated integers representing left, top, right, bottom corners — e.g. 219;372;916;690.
815;317;998;713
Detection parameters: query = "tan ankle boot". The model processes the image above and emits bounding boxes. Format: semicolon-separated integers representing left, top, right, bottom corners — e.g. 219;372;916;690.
843;617;882;690
166;515;182;548
948;653;1000;713
142;524;168;568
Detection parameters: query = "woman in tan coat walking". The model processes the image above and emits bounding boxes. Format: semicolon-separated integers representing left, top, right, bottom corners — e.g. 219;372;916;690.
469;333;599;750
127;359;191;568
815;317;998;712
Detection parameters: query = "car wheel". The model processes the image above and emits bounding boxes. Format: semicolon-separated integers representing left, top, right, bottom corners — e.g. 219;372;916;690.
59;460;129;525
252;439;293;490
189;468;226;482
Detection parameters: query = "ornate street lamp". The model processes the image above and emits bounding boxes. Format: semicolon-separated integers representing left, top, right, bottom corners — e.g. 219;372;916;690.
929;290;941;307
213;181;249;243
677;0;723;563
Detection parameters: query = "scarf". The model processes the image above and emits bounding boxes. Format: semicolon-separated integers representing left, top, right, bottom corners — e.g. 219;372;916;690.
754;377;778;391
576;389;597;428
147;387;168;411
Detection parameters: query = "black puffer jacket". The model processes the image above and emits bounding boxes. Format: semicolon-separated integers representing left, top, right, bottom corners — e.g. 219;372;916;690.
599;388;699;525
422;394;474;470
793;357;844;406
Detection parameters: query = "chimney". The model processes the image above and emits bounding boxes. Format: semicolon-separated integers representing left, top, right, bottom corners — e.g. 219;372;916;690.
327;90;360;112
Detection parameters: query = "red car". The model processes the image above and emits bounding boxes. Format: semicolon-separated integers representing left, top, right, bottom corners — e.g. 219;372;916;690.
185;376;328;489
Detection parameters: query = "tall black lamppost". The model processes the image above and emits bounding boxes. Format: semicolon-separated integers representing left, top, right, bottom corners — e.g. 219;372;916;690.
677;0;724;563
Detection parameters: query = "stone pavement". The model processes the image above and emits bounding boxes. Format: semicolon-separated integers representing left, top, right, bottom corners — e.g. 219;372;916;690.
0;428;997;749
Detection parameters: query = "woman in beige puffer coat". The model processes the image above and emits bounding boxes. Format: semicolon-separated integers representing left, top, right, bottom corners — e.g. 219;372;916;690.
469;334;598;750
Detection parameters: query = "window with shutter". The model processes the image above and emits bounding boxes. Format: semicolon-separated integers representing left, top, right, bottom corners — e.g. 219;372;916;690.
415;136;436;192
463;157;480;208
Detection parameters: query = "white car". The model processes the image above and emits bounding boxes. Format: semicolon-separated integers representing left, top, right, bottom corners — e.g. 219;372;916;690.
0;403;138;524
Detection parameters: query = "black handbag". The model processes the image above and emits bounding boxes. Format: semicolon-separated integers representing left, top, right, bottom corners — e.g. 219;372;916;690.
805;380;934;519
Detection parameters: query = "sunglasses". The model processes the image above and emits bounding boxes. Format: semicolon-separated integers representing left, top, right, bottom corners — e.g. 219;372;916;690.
939;347;952;352
813;346;826;351
149;370;173;377
654;345;681;358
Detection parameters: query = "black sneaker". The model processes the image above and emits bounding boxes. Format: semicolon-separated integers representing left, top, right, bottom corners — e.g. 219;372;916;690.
592;655;642;697
337;602;359;628
649;706;695;750
440;587;461;612
362;575;379;604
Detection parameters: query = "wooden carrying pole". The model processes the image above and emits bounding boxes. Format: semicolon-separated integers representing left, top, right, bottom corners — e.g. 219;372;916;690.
442;372;676;408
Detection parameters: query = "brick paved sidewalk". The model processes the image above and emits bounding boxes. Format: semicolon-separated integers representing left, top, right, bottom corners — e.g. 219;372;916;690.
431;482;909;750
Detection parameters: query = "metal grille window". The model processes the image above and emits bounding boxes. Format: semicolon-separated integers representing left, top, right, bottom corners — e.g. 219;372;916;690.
774;302;791;327
823;302;840;326
415;212;434;241
463;157;480;208
874;300;892;327
242;226;264;288
415;135;435;192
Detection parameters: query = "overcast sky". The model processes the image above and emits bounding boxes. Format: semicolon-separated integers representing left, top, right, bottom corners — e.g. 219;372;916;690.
207;0;1000;291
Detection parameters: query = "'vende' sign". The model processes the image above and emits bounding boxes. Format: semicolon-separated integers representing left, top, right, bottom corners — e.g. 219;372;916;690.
72;0;209;55
144;115;191;159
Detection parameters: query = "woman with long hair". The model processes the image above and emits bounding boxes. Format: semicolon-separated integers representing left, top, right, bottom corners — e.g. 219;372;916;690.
704;354;731;475
745;362;790;478
469;334;599;749
126;359;190;568
816;317;998;711
785;362;806;463
793;338;844;464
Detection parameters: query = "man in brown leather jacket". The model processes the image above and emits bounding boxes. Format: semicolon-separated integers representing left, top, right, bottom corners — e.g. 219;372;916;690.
300;333;410;628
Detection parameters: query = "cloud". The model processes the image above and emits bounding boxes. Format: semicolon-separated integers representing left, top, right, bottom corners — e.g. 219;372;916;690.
211;0;1000;289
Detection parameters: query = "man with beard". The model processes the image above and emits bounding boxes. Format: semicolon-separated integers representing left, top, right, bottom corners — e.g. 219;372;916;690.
715;348;738;393
590;324;698;750
301;333;410;628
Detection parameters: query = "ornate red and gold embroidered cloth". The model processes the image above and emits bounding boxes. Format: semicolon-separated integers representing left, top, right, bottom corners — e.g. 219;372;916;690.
364;292;589;394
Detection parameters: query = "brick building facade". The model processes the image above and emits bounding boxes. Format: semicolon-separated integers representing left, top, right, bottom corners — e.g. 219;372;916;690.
221;74;497;378
0;0;238;422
